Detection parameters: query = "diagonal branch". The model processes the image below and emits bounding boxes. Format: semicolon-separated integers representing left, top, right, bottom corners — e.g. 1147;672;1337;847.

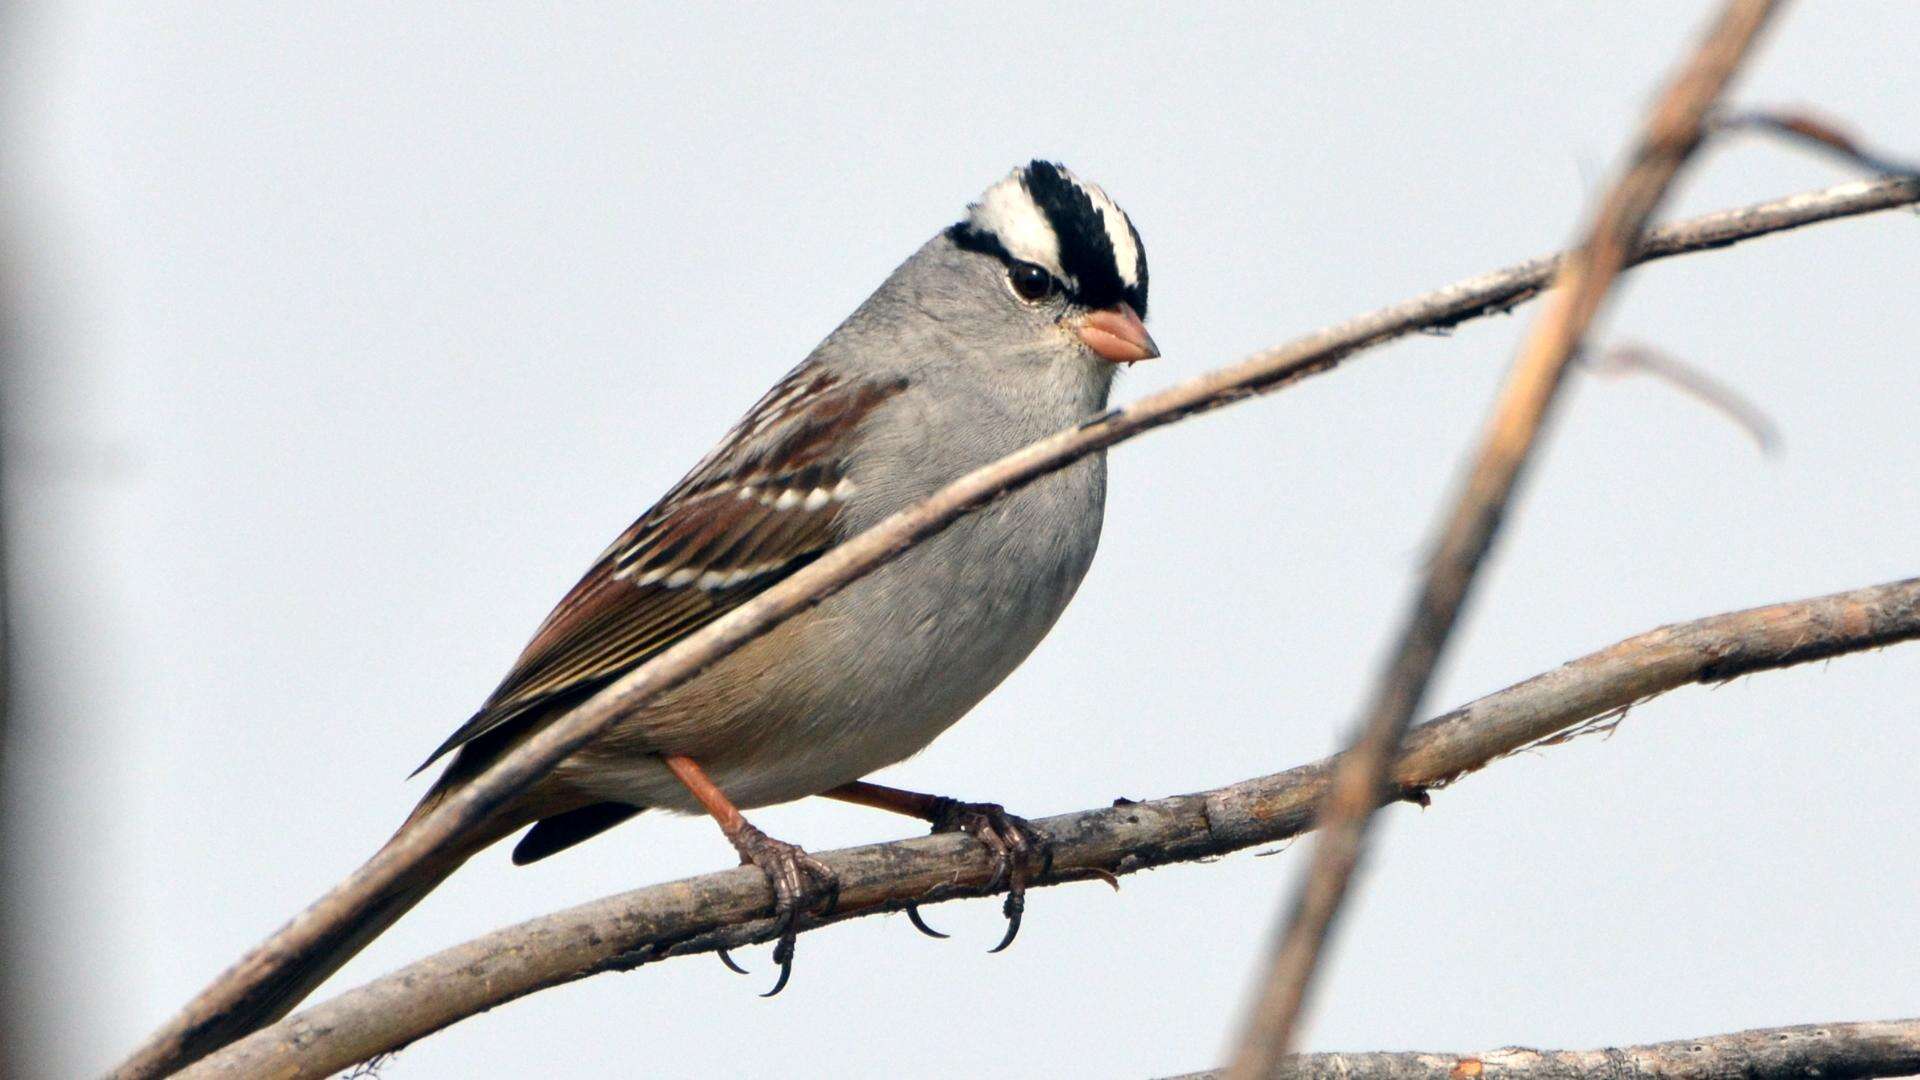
184;577;1920;1079
114;171;1920;1078
1223;3;1785;1075
1165;1018;1920;1080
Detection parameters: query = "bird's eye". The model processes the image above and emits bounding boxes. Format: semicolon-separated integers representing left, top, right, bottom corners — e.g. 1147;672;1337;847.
1007;262;1057;302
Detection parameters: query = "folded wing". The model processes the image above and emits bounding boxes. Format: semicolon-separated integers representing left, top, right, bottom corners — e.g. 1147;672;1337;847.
414;367;909;774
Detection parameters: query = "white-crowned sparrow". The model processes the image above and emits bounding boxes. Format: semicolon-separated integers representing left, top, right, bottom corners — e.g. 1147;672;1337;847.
257;161;1154;1025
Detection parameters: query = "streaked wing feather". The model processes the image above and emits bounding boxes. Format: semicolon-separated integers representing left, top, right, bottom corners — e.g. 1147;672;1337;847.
414;368;907;774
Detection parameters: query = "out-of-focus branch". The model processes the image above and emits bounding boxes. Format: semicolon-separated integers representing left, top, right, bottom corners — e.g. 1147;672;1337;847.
0;170;21;1080
1167;1018;1920;1080
1589;344;1783;455
1221;4;1785;1076
1716;106;1920;178
115;168;1920;1080
184;577;1920;1080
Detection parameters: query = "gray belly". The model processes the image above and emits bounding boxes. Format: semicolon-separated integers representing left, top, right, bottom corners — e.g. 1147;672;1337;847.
559;457;1105;811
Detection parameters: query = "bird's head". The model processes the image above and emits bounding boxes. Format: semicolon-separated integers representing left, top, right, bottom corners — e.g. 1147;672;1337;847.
943;161;1157;367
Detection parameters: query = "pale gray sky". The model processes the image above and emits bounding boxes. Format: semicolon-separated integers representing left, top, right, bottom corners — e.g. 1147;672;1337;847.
4;4;1917;1078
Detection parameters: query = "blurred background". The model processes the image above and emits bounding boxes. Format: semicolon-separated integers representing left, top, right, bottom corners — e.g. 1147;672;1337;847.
2;3;1916;1077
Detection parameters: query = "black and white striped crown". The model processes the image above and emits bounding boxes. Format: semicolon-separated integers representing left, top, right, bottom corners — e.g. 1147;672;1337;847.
947;161;1149;317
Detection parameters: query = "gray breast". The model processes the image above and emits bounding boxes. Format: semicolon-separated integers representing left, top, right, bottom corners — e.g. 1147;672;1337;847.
663;451;1105;809
790;451;1106;767
568;378;1110;811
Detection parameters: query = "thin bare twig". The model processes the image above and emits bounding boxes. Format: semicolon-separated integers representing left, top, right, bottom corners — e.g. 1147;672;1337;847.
1167;1018;1920;1080
1222;4;1786;1076
1590;343;1782;455
1716;107;1920;178
187;577;1920;1079
115;169;1920;1080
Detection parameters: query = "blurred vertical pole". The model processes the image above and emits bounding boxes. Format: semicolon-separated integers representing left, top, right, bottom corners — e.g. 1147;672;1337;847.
0;360;16;1080
0;196;20;1080
0;205;19;1080
0;4;21;1069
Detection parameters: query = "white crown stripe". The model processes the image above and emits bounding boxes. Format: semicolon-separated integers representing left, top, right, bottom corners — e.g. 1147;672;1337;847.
1081;179;1142;290
963;163;1141;297
968;171;1066;281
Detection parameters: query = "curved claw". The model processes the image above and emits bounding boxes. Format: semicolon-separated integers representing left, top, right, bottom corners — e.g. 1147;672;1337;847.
989;889;1025;954
716;947;750;975
904;902;950;940
727;821;837;999
762;936;795;998
927;799;1050;954
761;965;793;997
756;899;802;998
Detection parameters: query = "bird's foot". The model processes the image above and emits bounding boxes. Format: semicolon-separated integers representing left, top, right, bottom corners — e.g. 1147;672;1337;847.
721;822;839;997
924;799;1052;952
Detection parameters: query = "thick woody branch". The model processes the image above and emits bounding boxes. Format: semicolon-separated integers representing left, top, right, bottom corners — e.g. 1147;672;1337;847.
1224;4;1784;1075
1167;1018;1920;1080
115;170;1920;1079
183;577;1920;1079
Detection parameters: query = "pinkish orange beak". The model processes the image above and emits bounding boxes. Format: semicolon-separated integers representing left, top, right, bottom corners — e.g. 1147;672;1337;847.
1074;302;1159;364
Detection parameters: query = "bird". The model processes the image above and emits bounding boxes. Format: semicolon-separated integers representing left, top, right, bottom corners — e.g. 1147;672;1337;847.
237;160;1155;1040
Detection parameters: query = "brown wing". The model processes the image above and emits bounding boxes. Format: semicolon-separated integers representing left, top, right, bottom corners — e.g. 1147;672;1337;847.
413;367;908;774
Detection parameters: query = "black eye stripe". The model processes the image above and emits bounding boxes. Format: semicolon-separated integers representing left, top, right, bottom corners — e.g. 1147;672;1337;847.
946;221;1015;265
